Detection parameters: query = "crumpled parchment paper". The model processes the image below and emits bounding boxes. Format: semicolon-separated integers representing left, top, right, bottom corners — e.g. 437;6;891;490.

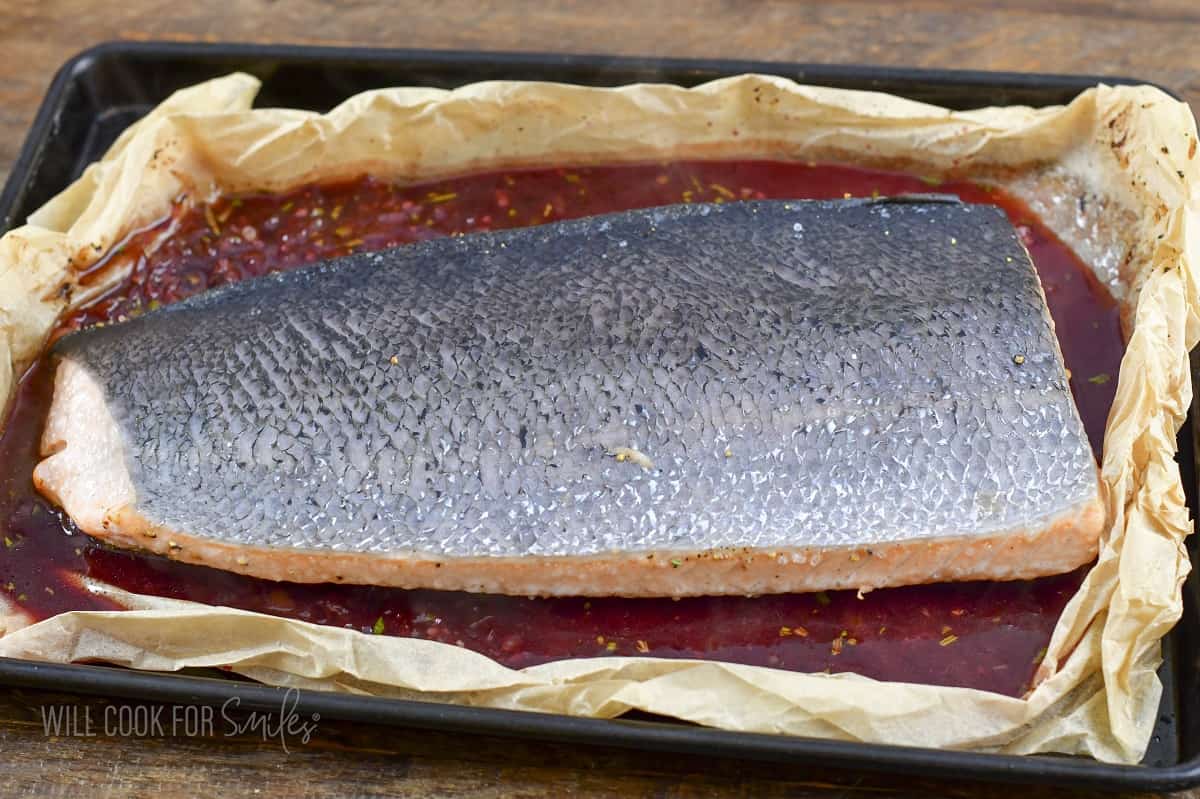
0;73;1196;763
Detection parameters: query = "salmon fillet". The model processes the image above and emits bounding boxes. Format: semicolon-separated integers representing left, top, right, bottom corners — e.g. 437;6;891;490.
34;198;1105;596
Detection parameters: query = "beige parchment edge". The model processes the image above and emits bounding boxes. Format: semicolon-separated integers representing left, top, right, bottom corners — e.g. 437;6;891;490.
0;73;1196;763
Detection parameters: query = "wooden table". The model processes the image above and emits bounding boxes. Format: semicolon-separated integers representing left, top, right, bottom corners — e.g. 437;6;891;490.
1;1;1198;796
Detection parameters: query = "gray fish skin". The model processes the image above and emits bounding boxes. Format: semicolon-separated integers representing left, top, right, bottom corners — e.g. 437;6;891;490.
36;199;1103;595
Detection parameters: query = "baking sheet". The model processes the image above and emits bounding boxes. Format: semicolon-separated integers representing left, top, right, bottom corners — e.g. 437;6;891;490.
0;71;1196;763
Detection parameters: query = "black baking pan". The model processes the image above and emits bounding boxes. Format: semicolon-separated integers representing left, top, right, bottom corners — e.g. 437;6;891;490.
0;41;1195;792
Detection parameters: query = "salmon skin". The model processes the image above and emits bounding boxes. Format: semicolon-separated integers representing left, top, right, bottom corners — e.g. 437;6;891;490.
34;198;1104;597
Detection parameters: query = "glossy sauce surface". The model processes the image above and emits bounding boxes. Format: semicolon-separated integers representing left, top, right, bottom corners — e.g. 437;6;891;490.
0;162;1124;696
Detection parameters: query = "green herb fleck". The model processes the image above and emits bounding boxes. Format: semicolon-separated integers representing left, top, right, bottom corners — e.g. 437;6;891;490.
3;537;11;548
1088;373;1112;385
670;558;682;568
372;617;385;635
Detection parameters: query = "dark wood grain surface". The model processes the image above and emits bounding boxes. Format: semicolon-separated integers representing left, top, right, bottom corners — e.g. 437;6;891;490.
2;1;1199;796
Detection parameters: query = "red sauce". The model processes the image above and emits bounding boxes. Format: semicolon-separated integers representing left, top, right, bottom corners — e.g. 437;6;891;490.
0;162;1124;696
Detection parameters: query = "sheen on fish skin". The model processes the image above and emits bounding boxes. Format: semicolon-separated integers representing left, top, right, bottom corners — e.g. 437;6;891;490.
34;199;1105;597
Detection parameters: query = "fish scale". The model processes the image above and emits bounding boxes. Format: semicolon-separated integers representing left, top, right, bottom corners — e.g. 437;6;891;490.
36;198;1104;595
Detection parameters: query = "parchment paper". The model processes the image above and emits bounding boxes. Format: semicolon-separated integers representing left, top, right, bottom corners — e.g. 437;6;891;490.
0;73;1196;763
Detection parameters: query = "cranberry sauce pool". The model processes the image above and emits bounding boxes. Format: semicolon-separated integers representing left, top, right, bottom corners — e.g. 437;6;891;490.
0;162;1123;696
